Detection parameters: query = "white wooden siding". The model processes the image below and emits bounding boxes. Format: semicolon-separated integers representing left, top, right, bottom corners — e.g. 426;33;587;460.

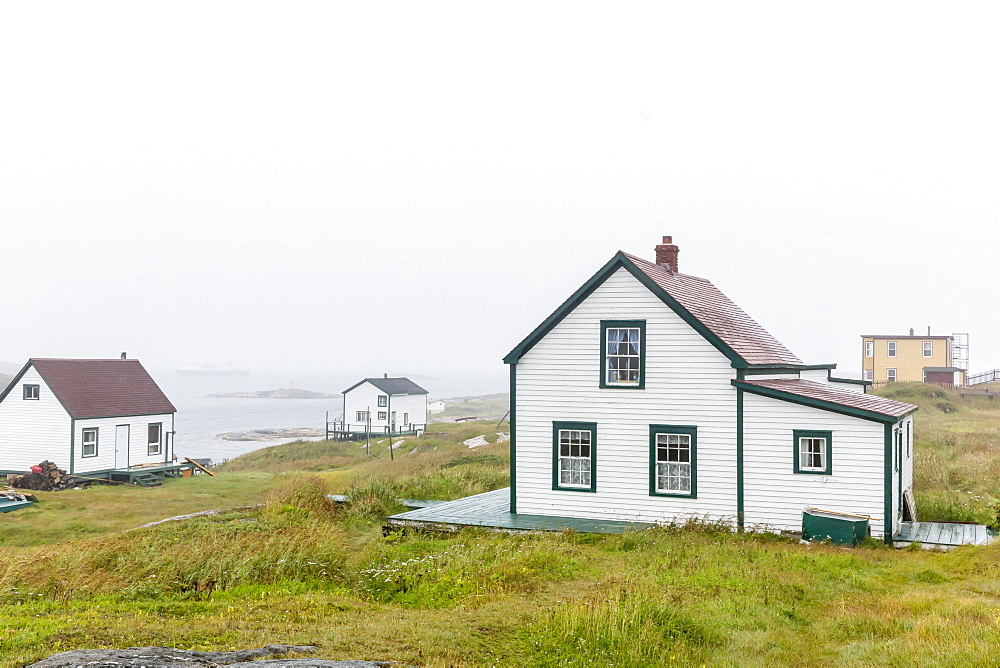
343;382;427;430
742;392;889;537
516;266;739;525
73;413;175;473
0;367;71;470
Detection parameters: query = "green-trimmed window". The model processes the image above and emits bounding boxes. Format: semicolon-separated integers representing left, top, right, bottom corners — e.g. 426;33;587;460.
793;429;832;475
82;427;98;457
552;421;597;492
148;423;162;456
600;320;646;388
649;425;697;497
23;384;39;400
378;395;388;407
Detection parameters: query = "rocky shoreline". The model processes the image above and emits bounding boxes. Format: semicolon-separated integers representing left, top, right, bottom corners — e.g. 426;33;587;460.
217;428;326;442
208;388;339;399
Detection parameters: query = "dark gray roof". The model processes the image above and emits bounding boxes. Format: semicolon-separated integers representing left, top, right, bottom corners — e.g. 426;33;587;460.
342;377;429;395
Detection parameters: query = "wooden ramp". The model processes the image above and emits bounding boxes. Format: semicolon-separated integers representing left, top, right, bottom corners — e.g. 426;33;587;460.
893;521;995;549
387;488;652;534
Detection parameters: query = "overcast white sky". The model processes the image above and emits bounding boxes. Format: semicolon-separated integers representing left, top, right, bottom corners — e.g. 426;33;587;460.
3;2;998;395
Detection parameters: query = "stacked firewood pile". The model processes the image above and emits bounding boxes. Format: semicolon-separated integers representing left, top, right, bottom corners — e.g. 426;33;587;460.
7;461;74;491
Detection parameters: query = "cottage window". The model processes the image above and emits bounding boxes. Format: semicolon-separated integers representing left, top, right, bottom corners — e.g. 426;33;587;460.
356;411;369;423
793;430;832;475
923;341;933;357
82;428;98;457
887;341;897;357
864;370;874;382
864;341;873;358
378;411;387;420
378;395;387;407
403;412;409;425
148;423;162;456
649;425;697;497
23;384;39;400
887;368;897;382
552;422;597;492
600;320;646;388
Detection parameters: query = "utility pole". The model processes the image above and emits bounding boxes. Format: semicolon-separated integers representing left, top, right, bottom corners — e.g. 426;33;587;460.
366;406;371;455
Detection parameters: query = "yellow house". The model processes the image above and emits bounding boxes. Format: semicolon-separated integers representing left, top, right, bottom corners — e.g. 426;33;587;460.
861;331;966;385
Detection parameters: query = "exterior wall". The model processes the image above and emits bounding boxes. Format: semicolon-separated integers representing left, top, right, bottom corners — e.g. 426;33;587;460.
72;413;175;473
862;336;952;383
0;367;71;470
742;392;890;537
343;382;427;431
515;266;739;524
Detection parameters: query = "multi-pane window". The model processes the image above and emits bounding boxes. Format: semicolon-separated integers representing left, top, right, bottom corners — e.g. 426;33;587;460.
923;341;933;357
793;430;832;474
82;428;98;457
887;368;897;382
865;341;873;358
558;429;591;488
887;341;897;357
356;411;369;423
378;411;387;420
864;370;874;381
378;395;387;407
655;433;692;493
148;423;162;456
22;384;39;400
601;320;645;388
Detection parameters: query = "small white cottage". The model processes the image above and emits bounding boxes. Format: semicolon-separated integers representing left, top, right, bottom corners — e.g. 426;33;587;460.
504;237;917;541
338;376;428;436
0;358;177;476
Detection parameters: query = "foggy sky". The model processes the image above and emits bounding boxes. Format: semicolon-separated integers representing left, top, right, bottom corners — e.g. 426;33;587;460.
3;2;998;396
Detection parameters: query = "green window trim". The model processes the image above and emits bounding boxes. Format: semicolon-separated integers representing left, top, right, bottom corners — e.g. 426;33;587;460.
649;424;698;498
600;320;646;389
552;421;597;493
793;429;832;475
22;384;39;400
81;427;99;458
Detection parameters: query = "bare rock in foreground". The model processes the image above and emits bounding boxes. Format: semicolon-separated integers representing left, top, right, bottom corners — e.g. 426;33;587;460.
27;644;391;668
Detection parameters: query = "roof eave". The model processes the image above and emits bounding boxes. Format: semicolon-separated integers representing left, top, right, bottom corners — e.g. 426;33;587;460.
732;379;916;424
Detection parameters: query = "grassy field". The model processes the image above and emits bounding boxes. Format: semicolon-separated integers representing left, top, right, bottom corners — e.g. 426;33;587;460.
0;395;997;666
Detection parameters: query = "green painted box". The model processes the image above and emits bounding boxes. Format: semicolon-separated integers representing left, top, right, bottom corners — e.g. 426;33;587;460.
802;508;869;545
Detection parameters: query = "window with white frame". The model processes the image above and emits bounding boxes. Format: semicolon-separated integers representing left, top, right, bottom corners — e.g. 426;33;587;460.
794;430;831;474
356;411;369;423
651;427;696;496
864;369;874;381
887;368;897;382
377;411;387;420
865;341;873;358
887;341;897;357
553;422;596;491
378;395;387;407
147;423;162;456
22;384;39;400
403;412;409;425
82;428;98;457
601;320;645;388
923;341;933;357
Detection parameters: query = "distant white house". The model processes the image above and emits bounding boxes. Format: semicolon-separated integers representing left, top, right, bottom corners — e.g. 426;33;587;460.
504;236;918;541
428;400;446;414
0;358;177;476
338;376;428;436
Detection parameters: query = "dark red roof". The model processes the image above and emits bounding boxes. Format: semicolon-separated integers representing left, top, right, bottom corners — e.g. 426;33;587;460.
624;253;804;366
737;378;916;418
30;359;176;419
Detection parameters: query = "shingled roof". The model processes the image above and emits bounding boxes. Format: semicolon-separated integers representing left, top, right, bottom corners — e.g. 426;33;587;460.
733;378;917;422
504;251;804;367
342;377;428;395
8;359;177;419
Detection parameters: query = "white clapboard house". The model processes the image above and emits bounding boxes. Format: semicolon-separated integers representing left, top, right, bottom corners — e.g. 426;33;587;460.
503;236;918;540
0;358;178;478
331;376;428;438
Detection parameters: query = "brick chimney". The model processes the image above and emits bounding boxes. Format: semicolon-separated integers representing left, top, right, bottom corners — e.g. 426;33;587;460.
655;236;679;273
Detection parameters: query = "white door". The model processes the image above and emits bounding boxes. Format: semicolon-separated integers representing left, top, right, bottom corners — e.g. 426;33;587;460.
115;424;129;468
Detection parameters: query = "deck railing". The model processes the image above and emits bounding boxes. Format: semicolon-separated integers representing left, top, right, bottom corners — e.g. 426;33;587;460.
324;420;426;440
968;369;1000;386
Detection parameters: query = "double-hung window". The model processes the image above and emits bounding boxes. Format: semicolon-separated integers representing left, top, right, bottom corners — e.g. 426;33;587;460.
864;341;873;358
923;341;933;357
863;370;874;382
887;368;897;382
649;425;697;497
887;341;897;357
552;422;597;492
793;430;832;475
82;428;98;457
378;395;388;407
600;320;645;388
378;411;387;420
23;384;39;400
148;423;162;456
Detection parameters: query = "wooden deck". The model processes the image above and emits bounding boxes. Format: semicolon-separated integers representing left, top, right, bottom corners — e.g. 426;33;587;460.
893;521;995;549
386;488;654;534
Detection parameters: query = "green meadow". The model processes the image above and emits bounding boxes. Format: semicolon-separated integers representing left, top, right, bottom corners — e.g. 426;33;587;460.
0;385;997;667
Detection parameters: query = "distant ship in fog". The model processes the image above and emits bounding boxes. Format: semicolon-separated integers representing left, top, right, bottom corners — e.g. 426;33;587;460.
176;362;251;377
